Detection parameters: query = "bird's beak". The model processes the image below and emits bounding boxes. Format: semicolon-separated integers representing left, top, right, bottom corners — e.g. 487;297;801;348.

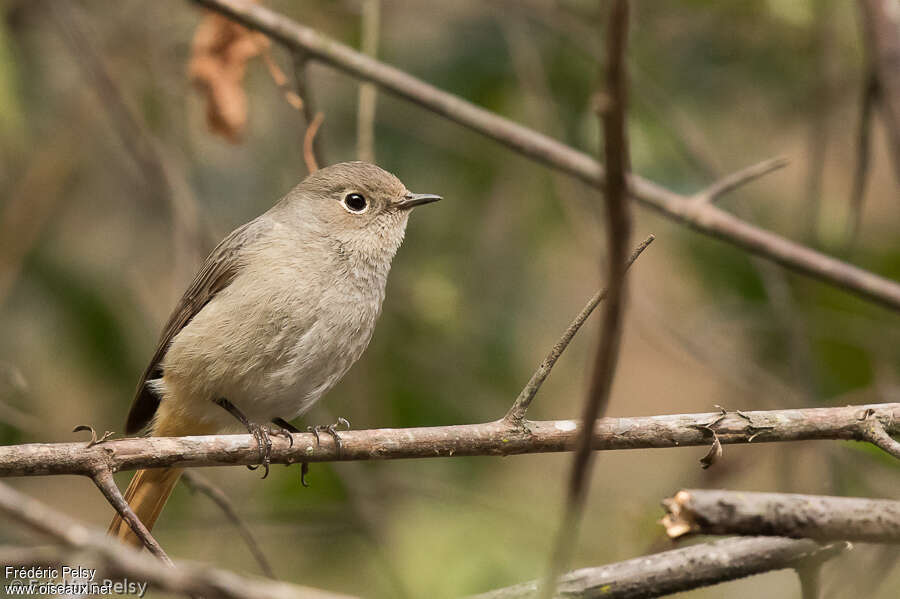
396;191;443;210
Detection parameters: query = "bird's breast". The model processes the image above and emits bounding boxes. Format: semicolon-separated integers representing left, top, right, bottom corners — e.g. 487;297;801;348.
160;253;389;427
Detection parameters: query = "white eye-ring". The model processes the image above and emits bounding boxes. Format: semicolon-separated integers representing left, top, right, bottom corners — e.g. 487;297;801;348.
342;192;369;214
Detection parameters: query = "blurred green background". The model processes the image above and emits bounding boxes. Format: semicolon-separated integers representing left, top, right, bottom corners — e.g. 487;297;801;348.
1;1;898;597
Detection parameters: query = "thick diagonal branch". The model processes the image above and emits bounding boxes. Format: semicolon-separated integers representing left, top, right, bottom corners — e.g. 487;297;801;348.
192;0;900;310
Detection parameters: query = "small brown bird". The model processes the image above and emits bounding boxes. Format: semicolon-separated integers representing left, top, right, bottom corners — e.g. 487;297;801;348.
108;162;441;546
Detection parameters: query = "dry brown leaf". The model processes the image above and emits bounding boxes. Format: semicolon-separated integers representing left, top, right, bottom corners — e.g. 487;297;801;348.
188;8;269;142
699;429;722;469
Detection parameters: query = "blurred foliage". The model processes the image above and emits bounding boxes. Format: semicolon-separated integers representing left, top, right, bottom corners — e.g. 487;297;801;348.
0;0;898;597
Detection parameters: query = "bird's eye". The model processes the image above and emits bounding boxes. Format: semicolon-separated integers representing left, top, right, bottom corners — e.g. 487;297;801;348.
342;193;368;213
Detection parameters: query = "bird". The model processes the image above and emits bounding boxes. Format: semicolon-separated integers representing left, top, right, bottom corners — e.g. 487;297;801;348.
108;161;441;546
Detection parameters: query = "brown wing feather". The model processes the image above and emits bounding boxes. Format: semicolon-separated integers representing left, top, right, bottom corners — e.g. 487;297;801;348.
125;220;263;434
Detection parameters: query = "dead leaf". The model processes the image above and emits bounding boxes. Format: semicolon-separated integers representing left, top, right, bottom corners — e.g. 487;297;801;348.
188;6;269;142
73;424;115;447
699;429;722;469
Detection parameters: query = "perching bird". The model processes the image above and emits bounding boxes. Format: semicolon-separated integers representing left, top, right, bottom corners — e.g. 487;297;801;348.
108;161;441;546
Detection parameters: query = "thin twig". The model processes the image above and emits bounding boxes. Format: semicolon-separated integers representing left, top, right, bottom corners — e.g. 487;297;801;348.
304;112;324;173
292;50;325;170
193;0;900;311
541;5;631;596
181;471;275;578
802;0;836;241
260;50;305;111
504;235;654;423
661;489;900;543
0;404;898;477
469;537;848;599
692;157;790;204
858;0;900;181
357;0;380;163
796;563;822;599
847;69;878;245
89;467;173;565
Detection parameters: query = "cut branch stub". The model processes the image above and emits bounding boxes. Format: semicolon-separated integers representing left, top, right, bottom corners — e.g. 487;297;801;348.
662;489;900;543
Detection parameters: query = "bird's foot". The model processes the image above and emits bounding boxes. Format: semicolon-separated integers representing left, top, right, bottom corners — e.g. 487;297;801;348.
213;397;272;479
307;417;351;453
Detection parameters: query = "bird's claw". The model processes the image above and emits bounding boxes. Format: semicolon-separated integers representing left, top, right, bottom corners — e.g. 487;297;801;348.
307;417;351;453
300;462;310;487
270;427;294;448
270;418;299;448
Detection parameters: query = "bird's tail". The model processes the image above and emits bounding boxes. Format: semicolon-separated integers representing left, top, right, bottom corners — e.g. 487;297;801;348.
107;467;184;547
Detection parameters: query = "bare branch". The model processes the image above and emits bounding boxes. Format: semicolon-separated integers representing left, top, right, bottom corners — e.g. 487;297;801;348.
504;235;654;423
470;537;848;599
662;489;900;543
90;468;173;564
193;0;900;310
181;471;275;578
692;157;790;204
292;51;326;170
0;404;898;478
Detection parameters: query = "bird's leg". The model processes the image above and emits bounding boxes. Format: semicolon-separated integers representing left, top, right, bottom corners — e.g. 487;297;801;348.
213;397;272;478
307;417;351;453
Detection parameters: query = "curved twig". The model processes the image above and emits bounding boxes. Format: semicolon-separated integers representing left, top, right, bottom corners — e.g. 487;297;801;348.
504;235;654;423
181;471;275;578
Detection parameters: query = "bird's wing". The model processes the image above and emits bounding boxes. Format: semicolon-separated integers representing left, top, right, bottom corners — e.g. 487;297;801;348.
125;219;266;434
